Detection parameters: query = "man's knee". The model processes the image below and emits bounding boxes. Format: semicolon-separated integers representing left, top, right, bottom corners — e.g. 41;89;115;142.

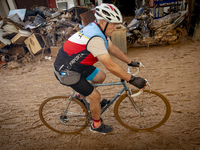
100;71;106;82
93;70;106;83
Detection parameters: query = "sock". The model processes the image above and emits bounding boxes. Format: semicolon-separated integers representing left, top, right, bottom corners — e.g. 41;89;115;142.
92;118;101;128
78;94;86;99
78;94;82;99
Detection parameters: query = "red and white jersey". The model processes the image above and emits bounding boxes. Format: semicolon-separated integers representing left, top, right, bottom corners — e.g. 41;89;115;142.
54;22;109;73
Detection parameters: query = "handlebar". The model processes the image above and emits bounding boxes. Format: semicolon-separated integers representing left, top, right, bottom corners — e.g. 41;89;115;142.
127;62;151;97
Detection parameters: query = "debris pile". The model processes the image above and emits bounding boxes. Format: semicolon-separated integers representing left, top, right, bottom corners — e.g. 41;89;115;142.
0;6;91;69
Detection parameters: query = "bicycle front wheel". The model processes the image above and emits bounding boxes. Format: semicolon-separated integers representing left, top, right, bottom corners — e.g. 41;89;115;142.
39;95;89;134
114;90;171;131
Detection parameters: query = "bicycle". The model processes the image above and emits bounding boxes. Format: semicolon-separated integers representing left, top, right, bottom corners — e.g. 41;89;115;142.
39;65;171;134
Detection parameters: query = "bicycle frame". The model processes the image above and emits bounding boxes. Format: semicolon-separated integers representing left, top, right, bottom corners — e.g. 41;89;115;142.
79;80;131;114
68;66;148;115
67;66;147;115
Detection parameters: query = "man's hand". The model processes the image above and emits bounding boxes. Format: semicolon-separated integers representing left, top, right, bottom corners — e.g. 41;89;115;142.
129;75;147;89
128;61;140;67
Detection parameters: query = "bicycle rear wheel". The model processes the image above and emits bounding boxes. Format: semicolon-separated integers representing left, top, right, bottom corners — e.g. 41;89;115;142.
39;95;89;134
114;90;171;131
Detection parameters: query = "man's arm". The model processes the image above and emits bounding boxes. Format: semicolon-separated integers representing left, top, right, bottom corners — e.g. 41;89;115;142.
108;41;131;64
97;53;132;81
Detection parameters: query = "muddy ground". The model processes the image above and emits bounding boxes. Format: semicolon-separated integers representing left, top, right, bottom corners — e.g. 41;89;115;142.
0;38;200;150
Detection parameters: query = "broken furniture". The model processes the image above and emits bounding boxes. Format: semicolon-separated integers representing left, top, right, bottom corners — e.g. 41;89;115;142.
11;30;31;45
24;33;46;55
50;46;61;57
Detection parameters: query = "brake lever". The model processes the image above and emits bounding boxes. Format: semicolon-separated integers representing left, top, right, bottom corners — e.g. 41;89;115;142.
145;79;151;92
140;62;146;72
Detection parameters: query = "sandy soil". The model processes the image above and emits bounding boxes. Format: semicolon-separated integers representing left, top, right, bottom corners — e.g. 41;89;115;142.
0;38;200;150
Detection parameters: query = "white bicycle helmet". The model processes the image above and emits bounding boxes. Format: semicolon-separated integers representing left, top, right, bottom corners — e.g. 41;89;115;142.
94;3;123;23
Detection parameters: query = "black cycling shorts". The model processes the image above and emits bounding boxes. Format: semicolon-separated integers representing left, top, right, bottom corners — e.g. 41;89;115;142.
71;66;97;96
55;66;96;97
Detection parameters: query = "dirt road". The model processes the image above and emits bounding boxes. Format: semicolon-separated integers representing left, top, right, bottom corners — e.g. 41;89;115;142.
0;39;200;150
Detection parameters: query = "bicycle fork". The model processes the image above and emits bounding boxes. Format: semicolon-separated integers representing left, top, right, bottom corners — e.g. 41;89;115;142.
126;79;151;116
127;89;144;116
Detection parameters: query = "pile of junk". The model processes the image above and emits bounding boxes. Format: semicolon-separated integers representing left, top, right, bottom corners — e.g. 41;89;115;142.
0;5;95;69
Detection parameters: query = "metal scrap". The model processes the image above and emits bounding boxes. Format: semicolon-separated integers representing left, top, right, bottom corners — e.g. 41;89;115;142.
0;29;11;48
0;5;90;68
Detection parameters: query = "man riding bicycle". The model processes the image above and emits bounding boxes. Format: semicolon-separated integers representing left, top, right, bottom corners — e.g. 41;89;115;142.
54;3;146;134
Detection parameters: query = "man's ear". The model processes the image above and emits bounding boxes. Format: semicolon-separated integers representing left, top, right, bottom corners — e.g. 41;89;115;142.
99;20;105;26
99;20;105;30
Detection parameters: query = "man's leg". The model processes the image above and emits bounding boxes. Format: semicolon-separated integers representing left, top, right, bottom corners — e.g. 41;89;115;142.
87;85;113;134
87;88;101;128
87;70;105;128
71;69;113;133
87;71;113;134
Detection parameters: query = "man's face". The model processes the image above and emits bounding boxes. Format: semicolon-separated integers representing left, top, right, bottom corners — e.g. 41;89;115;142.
100;20;117;37
105;23;117;37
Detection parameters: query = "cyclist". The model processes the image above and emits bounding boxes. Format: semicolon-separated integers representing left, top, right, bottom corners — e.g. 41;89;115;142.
54;3;146;134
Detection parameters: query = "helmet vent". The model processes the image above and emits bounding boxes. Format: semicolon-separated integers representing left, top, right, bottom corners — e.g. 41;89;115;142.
96;12;102;17
104;6;110;9
114;9;119;15
106;17;111;21
116;16;120;21
111;13;115;17
102;10;110;16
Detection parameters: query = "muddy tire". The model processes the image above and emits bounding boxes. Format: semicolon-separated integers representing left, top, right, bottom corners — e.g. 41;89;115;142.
114;90;171;131
127;35;136;48
39;96;89;134
168;27;184;45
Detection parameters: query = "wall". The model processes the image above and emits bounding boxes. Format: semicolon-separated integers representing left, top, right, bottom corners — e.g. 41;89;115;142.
136;0;143;8
80;0;85;6
190;0;200;40
0;0;9;17
98;0;102;5
7;0;17;9
193;24;200;41
15;0;48;10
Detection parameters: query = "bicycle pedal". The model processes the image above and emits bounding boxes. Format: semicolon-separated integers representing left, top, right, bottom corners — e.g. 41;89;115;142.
100;99;110;109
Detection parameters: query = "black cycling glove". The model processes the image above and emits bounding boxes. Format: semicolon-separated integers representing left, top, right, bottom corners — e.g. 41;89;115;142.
128;61;140;67
129;75;146;89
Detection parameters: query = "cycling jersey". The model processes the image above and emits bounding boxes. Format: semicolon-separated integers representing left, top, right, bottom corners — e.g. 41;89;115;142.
54;22;109;73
